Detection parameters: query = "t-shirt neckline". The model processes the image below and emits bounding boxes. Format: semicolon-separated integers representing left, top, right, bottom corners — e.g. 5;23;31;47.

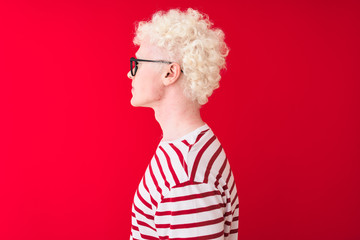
159;123;209;145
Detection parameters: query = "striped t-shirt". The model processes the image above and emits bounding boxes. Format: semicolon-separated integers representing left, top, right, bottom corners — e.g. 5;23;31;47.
130;123;239;240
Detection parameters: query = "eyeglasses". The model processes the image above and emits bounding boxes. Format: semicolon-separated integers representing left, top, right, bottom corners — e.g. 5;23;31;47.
130;57;183;77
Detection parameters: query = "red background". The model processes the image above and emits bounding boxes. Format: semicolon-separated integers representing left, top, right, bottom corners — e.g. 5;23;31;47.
1;0;359;239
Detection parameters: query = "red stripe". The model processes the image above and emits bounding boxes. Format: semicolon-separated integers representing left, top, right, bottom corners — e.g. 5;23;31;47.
203;145;222;183
136;188;152;210
159;146;180;185
230;179;235;195
194;129;209;144
188;129;209;152
214;157;227;188
230;229;238;234
181;139;191;147
181;129;209;153
169;143;188;175
143;177;158;208
131;225;139;231
183;139;194;152
155;153;170;190
140;233;159;240
156;203;225;216
137;219;156;232
131;235;140;240
232;204;239;215
133;204;154;220
190;135;217;181
156;216;224;229
225;169;232;186
149;162;163;197
224;210;232;217
159;229;224;240
231;192;238;206
172;181;202;188
161;190;221;203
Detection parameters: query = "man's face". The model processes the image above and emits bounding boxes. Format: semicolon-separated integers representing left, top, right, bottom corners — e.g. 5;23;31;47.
128;41;167;108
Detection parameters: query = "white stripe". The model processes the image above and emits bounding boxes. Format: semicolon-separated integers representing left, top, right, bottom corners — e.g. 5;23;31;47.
160;143;188;181
158;185;223;212
156;147;177;186
155;208;225;225
157;222;224;238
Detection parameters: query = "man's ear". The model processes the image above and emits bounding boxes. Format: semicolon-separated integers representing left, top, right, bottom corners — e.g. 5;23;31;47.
163;63;182;86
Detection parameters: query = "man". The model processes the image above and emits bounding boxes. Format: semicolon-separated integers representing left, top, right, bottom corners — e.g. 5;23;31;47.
127;8;239;239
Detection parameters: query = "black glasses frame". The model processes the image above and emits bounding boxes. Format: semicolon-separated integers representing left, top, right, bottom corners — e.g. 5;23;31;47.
130;57;182;77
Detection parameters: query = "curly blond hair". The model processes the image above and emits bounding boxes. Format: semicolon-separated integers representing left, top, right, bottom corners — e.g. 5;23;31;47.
133;8;229;105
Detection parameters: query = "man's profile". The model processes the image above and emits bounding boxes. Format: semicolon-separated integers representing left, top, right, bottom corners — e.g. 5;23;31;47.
127;8;239;239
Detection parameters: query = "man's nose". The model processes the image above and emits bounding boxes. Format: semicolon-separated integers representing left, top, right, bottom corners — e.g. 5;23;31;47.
127;71;134;79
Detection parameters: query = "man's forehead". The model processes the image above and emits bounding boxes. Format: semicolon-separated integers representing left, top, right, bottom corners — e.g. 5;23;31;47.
136;42;164;59
134;47;141;58
137;43;152;55
135;45;146;58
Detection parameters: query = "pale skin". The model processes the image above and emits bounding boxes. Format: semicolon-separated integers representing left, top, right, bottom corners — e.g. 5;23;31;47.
127;40;205;142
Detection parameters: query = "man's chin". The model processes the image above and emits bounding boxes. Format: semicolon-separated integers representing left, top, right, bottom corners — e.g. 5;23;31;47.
130;100;139;107
131;101;153;109
131;96;155;108
130;99;144;107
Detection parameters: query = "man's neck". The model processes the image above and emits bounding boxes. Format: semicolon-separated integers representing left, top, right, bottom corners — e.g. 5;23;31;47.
153;101;205;142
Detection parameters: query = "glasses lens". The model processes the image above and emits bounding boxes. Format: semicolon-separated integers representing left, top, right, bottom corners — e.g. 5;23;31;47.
130;58;138;76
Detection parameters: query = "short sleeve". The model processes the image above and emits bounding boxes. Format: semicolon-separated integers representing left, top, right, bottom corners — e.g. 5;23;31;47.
154;182;228;239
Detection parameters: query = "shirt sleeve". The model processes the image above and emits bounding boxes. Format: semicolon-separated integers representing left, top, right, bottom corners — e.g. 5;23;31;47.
154;182;228;240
